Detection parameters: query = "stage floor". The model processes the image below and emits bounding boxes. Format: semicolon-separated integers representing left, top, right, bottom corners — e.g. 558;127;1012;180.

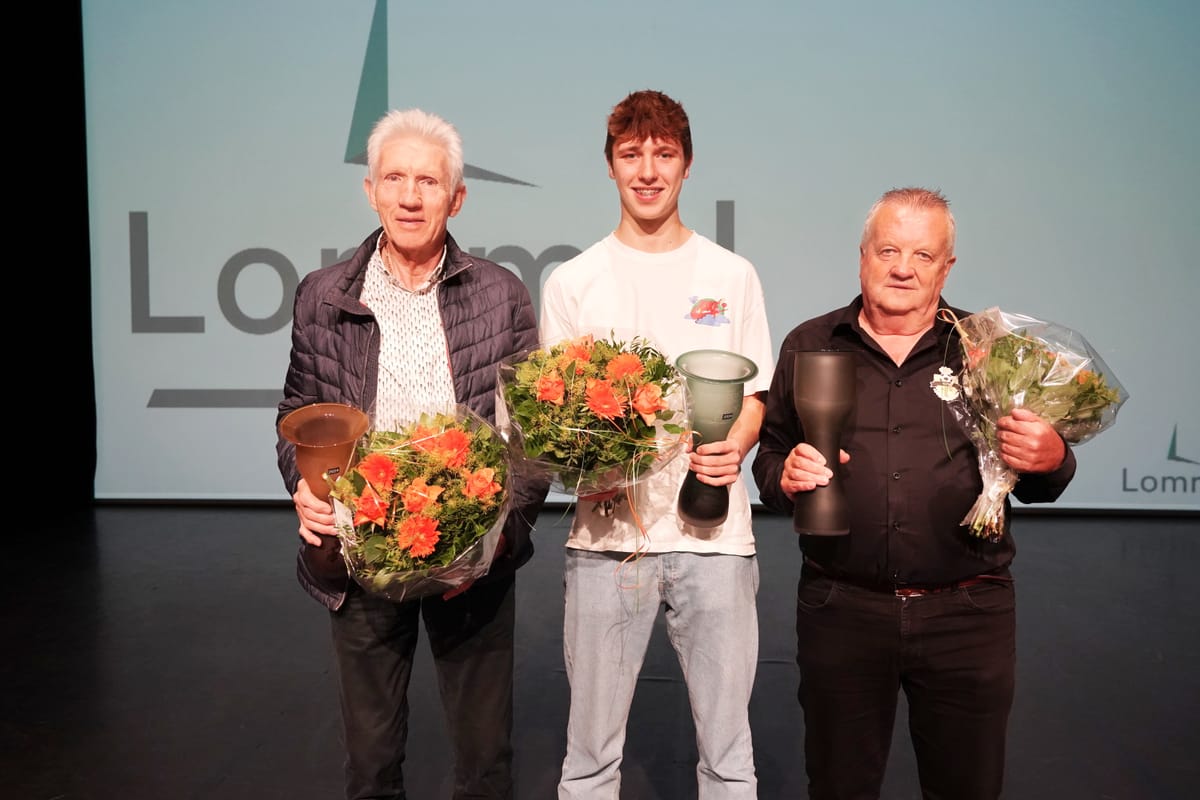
5;505;1198;799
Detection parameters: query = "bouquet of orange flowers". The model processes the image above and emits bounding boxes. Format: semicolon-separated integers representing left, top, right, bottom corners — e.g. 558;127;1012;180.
497;333;690;496
934;307;1128;540
329;407;509;601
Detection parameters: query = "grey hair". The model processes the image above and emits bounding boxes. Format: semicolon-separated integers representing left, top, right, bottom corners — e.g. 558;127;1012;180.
861;187;956;254
365;108;465;192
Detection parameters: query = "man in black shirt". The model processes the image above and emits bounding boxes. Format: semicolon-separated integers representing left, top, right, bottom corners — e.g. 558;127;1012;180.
752;187;1076;800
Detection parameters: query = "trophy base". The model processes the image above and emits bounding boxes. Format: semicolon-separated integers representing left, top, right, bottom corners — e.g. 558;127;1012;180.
792;525;850;537
677;473;731;528
792;486;850;537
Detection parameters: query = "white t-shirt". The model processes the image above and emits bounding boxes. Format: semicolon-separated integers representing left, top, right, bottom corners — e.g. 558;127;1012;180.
539;231;775;555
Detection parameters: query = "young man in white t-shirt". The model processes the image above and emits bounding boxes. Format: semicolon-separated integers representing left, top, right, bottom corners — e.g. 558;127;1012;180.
540;89;774;800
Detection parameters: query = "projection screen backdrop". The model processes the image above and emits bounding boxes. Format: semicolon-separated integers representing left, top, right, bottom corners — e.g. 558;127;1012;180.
84;0;1200;509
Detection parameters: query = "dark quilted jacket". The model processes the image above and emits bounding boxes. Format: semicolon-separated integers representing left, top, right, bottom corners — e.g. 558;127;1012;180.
275;228;549;610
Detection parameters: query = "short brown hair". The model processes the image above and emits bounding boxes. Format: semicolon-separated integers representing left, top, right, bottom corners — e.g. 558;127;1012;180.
604;90;693;166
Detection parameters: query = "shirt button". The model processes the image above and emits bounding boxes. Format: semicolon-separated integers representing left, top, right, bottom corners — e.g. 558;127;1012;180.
894;379;903;387
892;426;901;434
892;521;900;530
892;472;901;480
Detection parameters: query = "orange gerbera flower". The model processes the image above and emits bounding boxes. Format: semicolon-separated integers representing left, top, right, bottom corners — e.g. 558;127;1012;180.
631;383;669;425
414;427;472;468
535;373;566;405
605;352;645;382
462;467;502;501
409;424;437;451
586;378;625;421
356;452;398;493
401;476;444;513
395;514;440;558
352;482;389;528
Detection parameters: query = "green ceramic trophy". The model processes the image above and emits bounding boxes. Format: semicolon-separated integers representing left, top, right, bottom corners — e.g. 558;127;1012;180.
674;349;758;527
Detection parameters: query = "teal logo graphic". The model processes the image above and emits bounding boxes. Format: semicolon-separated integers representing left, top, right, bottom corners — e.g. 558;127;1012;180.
345;0;535;186
1167;424;1198;464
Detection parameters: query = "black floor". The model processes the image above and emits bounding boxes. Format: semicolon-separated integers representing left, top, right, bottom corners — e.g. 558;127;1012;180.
5;506;1198;799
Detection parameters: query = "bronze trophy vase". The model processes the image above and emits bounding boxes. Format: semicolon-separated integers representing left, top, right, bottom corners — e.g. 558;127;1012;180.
278;402;370;584
791;351;856;536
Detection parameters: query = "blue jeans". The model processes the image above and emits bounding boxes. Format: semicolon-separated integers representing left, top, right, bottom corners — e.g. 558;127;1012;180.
796;571;1016;800
330;576;516;800
558;549;760;799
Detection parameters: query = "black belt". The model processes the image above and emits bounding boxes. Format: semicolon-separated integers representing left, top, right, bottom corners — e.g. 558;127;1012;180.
804;558;1010;598
892;576;992;597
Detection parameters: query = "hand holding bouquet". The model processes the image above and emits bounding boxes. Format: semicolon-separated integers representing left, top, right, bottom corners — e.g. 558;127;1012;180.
935;307;1128;540
497;333;689;496
329;407;509;602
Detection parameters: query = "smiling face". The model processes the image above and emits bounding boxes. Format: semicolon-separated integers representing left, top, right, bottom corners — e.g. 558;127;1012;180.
607;135;691;231
859;201;956;326
363;135;465;268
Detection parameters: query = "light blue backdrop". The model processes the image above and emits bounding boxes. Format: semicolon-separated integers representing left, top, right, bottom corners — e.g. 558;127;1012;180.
85;0;1200;509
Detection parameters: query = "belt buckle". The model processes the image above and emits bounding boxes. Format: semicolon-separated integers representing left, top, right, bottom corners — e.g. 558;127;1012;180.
894;587;926;598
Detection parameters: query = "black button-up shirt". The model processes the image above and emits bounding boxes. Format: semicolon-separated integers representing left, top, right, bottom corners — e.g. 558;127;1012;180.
752;296;1076;589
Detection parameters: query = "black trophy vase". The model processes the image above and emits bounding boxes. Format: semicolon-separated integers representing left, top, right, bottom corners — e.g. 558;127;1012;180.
791;351;856;536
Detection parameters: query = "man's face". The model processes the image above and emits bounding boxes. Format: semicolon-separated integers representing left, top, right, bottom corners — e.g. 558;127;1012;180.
859;203;956;318
363;135;465;262
608;135;690;227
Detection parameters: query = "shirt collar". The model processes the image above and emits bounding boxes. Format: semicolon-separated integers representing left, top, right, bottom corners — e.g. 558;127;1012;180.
374;232;446;294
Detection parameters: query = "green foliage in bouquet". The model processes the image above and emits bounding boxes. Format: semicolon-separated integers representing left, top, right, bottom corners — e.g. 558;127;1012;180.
499;333;688;494
963;331;1125;450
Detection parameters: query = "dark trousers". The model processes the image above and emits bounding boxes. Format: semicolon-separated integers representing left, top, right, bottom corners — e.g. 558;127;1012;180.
330;575;517;800
796;571;1015;800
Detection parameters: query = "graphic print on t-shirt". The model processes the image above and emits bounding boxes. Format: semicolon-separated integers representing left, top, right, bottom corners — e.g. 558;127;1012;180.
685;296;730;326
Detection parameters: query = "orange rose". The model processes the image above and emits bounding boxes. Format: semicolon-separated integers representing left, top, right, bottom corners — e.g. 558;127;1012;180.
536;373;566;405
401;476;444;513
631;383;669;425
462;467;502;501
558;334;594;370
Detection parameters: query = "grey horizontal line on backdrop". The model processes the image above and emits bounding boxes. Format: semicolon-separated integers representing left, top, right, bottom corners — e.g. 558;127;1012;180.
147;389;283;408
